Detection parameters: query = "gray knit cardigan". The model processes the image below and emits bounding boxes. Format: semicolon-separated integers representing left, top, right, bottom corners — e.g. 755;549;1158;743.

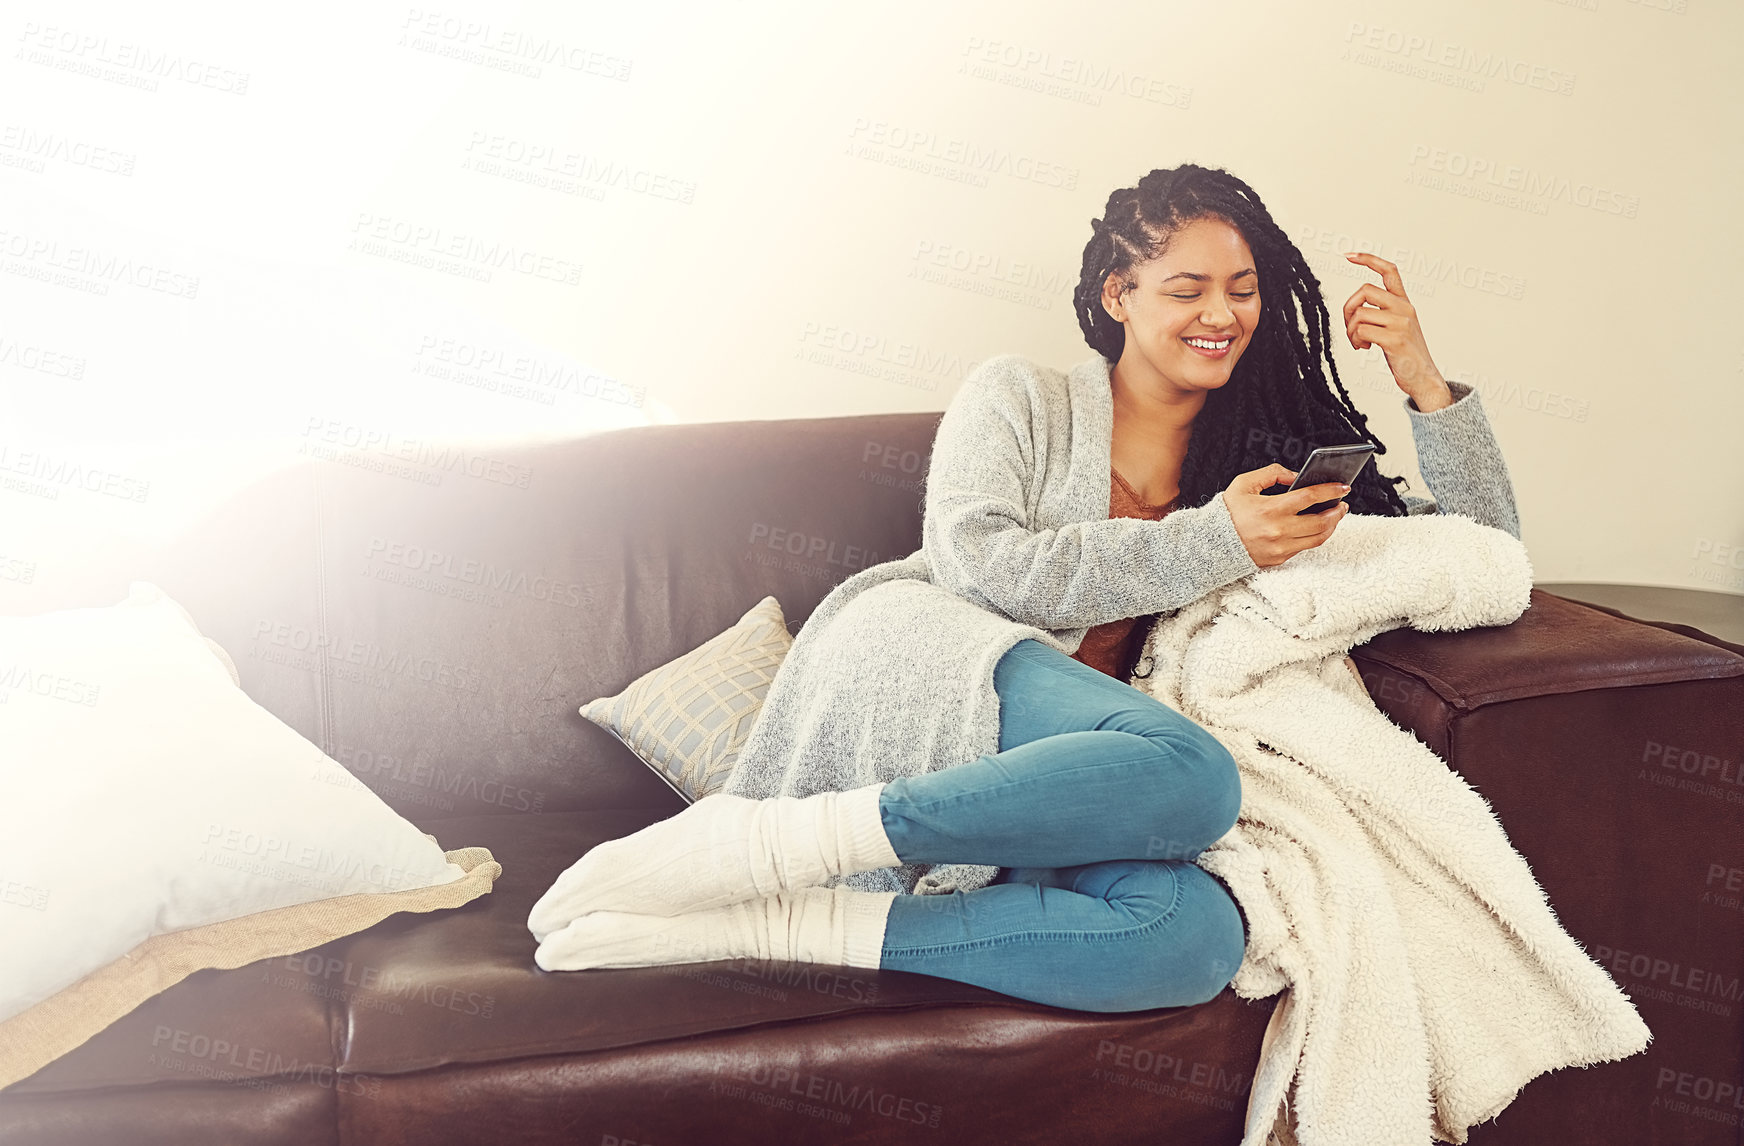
721;352;1522;897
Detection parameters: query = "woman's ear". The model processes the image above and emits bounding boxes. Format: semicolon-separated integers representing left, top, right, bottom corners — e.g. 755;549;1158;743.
1102;275;1125;322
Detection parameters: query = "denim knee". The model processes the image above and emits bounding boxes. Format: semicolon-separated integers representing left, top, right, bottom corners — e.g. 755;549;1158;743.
1184;867;1248;1004
1061;862;1247;1013
1125;865;1247;1011
1192;732;1242;842
1144;727;1242;860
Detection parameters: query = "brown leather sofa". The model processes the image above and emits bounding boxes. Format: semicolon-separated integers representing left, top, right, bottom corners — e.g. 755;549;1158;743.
4;410;1740;1145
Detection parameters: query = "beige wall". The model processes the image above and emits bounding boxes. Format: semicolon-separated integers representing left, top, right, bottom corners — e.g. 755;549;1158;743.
1;0;1738;598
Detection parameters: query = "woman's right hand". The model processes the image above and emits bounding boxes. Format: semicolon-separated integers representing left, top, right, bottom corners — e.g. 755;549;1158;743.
1223;464;1351;569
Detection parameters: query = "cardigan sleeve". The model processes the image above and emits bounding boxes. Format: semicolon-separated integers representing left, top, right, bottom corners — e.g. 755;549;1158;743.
1396;379;1523;541
921;364;1260;630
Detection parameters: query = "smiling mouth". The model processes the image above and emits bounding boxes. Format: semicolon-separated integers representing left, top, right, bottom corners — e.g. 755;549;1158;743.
1182;336;1233;356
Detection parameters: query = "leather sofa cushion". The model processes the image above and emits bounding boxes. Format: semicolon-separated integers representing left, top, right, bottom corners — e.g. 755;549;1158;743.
1;804;1279;1145
337;999;1275;1146
329;809;1278;1080
5;937;342;1096
0;1080;340;1146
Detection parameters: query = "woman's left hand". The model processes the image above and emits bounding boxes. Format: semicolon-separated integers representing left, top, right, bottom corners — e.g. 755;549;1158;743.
1340;252;1451;408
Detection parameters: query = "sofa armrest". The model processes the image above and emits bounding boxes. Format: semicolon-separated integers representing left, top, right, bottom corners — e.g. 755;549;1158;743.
1348;588;1744;761
1336;589;1744;1145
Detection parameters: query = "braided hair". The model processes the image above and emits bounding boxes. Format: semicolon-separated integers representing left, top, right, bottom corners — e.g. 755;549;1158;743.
1073;163;1413;519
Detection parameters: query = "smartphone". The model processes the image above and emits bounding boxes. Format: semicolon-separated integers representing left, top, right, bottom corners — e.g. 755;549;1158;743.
1260;444;1377;515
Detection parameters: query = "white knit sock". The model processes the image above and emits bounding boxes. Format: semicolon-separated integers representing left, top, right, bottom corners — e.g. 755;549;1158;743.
527;782;902;940
533;885;900;972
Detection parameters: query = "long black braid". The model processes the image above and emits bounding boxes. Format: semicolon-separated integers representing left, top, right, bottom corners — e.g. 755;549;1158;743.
1073;163;1414;520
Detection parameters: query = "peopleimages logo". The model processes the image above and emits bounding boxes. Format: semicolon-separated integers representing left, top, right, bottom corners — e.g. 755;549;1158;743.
15;22;251;95
0;332;88;378
0;663;101;707
198;823;427;894
364;537;587;609
1405;144;1639;218
349;212;582;286
0;443;150;502
461;131;695;203
958;36;1192;109
0;124;136;176
300;417;534;490
846;116;1077;190
0;228;200;298
148;1026;379;1098
412;333;645;409
398;9;632;80
250;619;486;694
1342;23;1575;95
0;553;37;583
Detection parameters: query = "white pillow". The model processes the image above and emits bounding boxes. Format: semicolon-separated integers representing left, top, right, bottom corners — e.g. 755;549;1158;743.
0;582;468;1024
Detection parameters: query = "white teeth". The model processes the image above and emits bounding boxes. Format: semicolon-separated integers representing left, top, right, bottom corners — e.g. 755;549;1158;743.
1185;338;1231;350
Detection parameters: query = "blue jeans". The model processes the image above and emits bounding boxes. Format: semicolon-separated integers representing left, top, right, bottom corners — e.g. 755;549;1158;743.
875;638;1248;1012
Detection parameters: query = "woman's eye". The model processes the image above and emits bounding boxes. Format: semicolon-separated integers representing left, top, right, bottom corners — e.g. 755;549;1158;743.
1170;292;1259;300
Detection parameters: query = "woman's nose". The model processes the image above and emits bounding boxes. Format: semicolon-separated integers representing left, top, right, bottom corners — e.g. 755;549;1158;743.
1203;296;1236;324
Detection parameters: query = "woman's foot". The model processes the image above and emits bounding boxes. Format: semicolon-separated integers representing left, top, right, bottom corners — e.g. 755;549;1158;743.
527;783;902;941
533;885;900;971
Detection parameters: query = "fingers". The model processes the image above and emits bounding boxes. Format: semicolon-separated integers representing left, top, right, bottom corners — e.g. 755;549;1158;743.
1289;501;1349;543
1236;467;1345;510
1349;317;1393;350
1256;486;1349;541
1237;486;1347;566
1340;288;1363;341
1342;254;1420;350
1340;283;1382;332
1290;481;1353;519
1309;503;1349;543
1344;251;1410;298
1264;503;1347;551
1297;477;1346;505
1343;284;1400;349
1238;463;1296;492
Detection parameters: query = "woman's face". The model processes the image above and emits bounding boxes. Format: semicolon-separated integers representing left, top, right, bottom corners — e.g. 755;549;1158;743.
1101;216;1261;396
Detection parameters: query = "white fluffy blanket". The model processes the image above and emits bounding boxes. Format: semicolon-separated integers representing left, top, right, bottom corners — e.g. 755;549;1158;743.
1129;512;1652;1146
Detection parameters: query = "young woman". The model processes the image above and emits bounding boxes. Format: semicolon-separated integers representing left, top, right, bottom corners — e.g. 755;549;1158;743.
529;164;1522;1013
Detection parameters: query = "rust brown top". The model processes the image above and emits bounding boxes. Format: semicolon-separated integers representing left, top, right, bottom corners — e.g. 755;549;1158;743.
1069;466;1178;681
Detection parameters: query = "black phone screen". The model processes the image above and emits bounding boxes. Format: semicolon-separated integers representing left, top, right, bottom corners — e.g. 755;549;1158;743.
1261;445;1377;515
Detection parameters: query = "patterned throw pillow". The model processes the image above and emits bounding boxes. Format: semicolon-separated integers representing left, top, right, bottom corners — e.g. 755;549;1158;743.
579;596;793;803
